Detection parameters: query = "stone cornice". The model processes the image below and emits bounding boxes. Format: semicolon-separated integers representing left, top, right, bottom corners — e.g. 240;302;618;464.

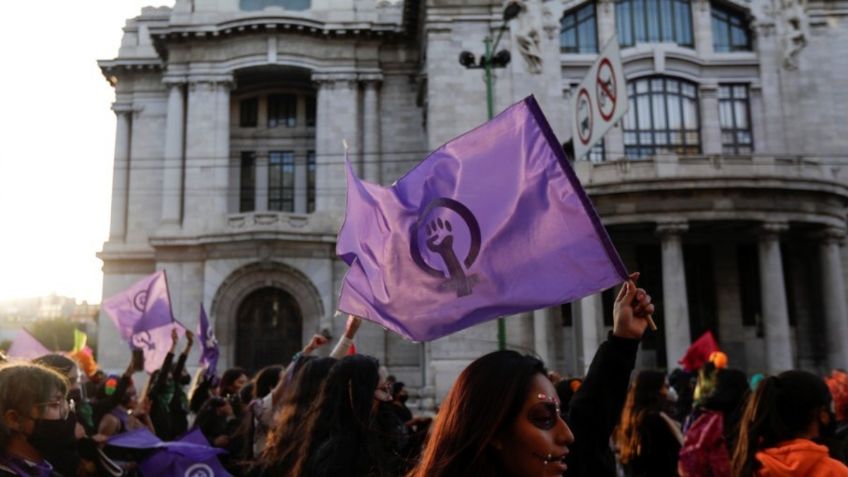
98;59;165;86
149;14;408;59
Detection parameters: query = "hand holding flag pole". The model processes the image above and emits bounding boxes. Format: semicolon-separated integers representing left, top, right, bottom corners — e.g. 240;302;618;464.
613;272;657;340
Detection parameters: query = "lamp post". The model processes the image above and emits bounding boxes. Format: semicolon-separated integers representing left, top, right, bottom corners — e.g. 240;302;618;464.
458;0;522;351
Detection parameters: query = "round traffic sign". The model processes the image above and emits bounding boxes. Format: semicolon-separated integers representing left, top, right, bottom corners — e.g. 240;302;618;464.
576;88;593;145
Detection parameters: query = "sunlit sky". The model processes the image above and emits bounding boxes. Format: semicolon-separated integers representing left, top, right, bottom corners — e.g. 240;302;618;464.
0;1;168;303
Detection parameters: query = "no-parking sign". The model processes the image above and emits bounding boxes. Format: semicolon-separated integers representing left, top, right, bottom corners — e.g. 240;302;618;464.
571;37;627;160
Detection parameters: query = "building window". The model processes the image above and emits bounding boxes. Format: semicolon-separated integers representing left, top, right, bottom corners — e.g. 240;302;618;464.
240;0;310;11
711;2;751;52
307;151;316;213
623;77;700;158
239;152;256;212
588;140;606;162
240;97;258;128
561;3;598;53
719;85;753;154
306;96;316;127
616;0;694;48
268;94;297;128
269;151;295;212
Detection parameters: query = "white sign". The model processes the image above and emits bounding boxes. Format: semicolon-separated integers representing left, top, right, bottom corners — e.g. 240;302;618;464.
571;37;628;160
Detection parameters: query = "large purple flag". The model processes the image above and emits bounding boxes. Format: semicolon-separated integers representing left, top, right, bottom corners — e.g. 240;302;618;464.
337;96;627;341
7;328;50;360
197;304;219;378
109;428;231;477
135;322;186;374
102;270;175;342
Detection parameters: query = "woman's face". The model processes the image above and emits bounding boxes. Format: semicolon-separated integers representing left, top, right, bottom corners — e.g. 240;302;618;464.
495;374;575;477
232;374;248;394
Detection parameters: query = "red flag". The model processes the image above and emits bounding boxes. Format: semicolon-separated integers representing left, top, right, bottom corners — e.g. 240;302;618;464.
678;331;719;372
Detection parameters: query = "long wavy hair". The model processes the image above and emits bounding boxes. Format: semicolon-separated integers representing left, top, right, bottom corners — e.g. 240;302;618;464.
255;357;336;475
290;354;383;477
615;370;667;464
731;370;831;477
407;350;547;477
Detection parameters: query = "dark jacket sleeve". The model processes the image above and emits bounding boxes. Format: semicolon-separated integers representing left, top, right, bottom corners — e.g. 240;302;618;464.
172;352;188;380
149;352;175;397
565;332;640;477
190;374;214;414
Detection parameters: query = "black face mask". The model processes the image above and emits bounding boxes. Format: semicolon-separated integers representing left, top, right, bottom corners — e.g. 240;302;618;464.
28;412;77;454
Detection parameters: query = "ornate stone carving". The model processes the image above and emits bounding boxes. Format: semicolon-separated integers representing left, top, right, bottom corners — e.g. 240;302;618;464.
513;0;544;75
770;0;810;70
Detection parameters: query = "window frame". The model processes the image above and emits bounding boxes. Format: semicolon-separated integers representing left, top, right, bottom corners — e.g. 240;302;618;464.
239;151;256;212
623;76;702;159
616;0;694;48
718;84;754;155
267;94;297;129
268;151;296;212
710;1;752;52
560;2;599;54
307;151;316;213
239;97;258;128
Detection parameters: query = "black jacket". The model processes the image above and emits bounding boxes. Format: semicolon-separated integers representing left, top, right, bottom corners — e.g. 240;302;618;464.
565;332;640;477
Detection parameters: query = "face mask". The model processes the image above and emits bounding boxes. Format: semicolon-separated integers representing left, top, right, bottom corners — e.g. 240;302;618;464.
28;412;77;454
666;387;679;403
161;381;176;405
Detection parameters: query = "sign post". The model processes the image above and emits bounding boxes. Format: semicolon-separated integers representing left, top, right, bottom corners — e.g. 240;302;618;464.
571;37;628;160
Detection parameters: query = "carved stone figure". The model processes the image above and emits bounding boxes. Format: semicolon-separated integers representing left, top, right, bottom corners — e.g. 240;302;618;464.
512;0;544;74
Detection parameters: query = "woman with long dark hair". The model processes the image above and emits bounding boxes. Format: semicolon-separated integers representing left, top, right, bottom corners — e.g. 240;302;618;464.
615;370;682;477
292;354;399;477
409;272;654;477
252;357;336;476
731;370;848;476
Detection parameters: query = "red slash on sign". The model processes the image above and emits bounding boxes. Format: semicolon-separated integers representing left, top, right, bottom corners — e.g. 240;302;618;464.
596;57;617;121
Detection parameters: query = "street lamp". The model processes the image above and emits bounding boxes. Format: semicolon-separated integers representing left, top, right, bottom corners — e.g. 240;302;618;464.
457;0;522;351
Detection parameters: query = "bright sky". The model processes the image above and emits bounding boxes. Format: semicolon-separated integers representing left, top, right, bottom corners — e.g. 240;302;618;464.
0;1;168;304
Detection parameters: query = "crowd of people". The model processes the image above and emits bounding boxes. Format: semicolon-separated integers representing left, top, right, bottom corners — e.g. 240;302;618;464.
1;273;847;476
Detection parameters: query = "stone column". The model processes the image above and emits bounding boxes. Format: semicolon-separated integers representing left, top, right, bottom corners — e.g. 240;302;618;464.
161;81;186;228
574;293;602;375
596;0;616;45
361;75;382;184
293;155;308;214
699;83;722;155
313;72;360;212
819;227;848;370
692;0;714;56
109;105;133;241
184;77;233;231
533;308;554;367
657;221;691;370
256;155;269;212
758;222;794;373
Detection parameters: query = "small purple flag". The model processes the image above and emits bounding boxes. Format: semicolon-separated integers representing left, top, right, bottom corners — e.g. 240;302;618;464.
7;328;50;360
197;304;219;378
102;270;175;342
337;96;627;341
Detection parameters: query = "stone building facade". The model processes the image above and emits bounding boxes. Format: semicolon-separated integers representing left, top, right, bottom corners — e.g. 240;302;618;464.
98;0;848;402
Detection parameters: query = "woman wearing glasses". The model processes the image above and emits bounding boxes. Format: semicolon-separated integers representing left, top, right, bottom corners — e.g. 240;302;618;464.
408;273;654;477
0;362;69;477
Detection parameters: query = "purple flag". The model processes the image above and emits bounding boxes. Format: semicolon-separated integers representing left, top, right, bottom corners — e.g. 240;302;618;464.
197;304;219;378
7;328;50;360
337;96;627;341
109;428;231;477
134;321;186;374
102;270;175;342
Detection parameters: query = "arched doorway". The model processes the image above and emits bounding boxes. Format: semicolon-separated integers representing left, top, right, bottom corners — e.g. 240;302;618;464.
236;287;303;371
